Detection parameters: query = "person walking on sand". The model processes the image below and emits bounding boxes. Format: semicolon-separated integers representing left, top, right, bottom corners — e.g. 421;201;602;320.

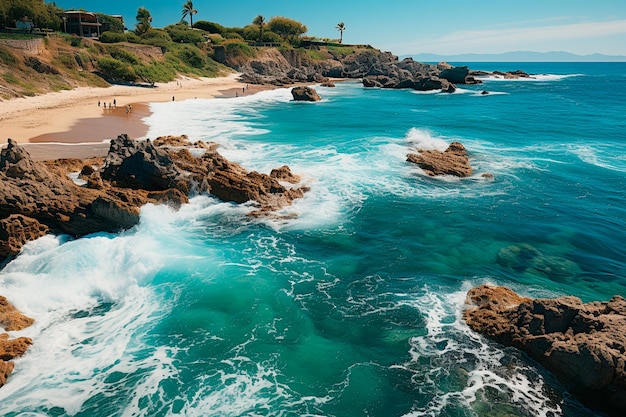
113;99;116;108
172;96;175;101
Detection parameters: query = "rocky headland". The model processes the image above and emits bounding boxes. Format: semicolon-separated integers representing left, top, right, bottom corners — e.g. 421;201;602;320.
220;45;529;93
464;285;626;417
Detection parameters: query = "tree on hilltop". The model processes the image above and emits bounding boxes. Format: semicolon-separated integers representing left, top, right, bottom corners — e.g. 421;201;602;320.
135;7;152;36
336;22;346;44
182;0;197;27
267;17;307;44
252;15;265;41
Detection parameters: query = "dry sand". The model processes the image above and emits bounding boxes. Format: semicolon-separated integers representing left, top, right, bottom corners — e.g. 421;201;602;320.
0;73;268;160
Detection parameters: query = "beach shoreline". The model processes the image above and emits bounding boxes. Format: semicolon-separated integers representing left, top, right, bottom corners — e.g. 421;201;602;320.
0;73;271;160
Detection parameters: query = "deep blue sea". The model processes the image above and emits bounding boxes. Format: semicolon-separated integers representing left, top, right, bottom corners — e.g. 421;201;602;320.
1;62;625;416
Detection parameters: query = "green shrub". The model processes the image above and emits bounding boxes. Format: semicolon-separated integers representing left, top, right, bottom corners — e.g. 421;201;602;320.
125;33;141;43
224;41;255;58
175;45;205;68
107;47;140;65
134;61;177;83
97;56;137;82
223;32;244;40
140;29;172;49
99;32;126;43
194;20;225;34
165;24;205;43
262;31;282;43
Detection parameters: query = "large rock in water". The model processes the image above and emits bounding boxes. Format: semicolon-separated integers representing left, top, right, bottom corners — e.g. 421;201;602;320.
406;142;473;177
464;285;626;417
291;86;321;101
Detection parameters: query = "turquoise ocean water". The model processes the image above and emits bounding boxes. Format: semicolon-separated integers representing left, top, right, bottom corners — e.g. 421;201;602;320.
1;62;625;416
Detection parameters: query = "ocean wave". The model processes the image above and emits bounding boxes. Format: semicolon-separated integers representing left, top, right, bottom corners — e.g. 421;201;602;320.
477;73;583;82
567;143;626;173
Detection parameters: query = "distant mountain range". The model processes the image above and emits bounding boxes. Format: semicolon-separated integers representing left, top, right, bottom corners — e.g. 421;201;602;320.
406;51;626;62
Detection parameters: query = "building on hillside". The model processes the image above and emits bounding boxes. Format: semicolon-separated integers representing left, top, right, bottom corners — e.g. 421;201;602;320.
63;11;102;37
15;16;35;32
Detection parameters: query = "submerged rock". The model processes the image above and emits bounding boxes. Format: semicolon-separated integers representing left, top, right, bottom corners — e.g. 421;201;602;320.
464;285;626;417
497;243;581;281
406;141;472;177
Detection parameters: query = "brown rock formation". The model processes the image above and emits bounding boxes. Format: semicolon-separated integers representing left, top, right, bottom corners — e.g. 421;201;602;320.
1;135;308;263
464;285;626;417
291;86;321;102
407;141;473;177
0;296;34;387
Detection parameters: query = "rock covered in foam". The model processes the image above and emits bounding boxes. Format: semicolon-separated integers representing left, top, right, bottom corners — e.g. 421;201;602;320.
0;296;34;387
464;284;626;417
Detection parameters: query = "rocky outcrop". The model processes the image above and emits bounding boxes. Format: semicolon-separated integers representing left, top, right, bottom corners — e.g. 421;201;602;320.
0;138;145;261
464;285;626;417
1;135;308;263
291;86;321;102
407;141;473;177
0;296;34;387
469;69;531;80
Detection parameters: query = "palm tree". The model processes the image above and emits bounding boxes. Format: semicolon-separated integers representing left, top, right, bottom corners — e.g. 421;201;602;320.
336;22;346;44
182;0;198;27
253;15;265;42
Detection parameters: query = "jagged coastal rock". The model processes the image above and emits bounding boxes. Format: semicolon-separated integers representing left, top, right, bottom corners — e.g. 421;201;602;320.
0;296;34;387
464;285;626;417
291;86;321;102
406;141;473;177
0;135;308;265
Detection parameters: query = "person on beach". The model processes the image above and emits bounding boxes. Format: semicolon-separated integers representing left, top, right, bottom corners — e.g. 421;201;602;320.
113;99;116;108
172;96;175;101
98;100;100;107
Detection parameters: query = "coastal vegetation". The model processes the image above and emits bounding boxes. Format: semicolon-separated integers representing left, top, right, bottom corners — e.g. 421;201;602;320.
0;1;362;98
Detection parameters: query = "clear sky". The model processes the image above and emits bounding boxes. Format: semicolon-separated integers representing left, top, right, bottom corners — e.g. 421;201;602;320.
49;0;626;56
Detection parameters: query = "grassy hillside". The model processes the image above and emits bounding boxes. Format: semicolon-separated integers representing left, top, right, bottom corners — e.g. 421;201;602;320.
0;33;230;100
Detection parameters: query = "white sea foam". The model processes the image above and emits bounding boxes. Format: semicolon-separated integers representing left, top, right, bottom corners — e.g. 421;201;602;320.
477;73;582;82
405;128;449;151
398;282;566;417
567;143;626;173
144;87;293;143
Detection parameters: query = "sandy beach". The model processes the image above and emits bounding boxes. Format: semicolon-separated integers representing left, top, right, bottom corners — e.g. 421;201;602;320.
0;73;266;160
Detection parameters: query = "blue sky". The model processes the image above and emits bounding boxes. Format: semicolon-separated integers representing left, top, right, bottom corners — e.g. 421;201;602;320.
49;0;626;56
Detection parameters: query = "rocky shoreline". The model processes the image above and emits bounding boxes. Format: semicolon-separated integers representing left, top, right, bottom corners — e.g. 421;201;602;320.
228;46;530;93
464;285;626;417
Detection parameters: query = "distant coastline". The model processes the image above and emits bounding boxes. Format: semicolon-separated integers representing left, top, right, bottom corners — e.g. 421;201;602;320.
407;51;626;62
